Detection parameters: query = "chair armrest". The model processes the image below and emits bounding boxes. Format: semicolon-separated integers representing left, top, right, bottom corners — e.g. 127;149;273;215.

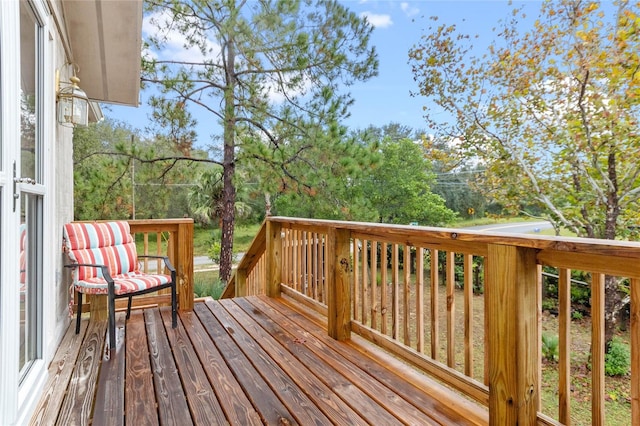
64;263;114;283
137;255;176;273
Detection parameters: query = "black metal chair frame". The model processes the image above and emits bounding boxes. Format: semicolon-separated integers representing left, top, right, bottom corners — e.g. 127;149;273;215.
66;255;177;352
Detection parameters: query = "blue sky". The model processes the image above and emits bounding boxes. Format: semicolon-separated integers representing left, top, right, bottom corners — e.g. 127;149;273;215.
106;1;534;143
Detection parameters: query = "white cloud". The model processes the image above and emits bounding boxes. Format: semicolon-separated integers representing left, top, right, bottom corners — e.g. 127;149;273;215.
360;12;393;28
400;2;420;18
142;11;221;63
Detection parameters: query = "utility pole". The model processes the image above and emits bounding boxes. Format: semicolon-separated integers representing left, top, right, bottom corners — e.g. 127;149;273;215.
131;134;135;220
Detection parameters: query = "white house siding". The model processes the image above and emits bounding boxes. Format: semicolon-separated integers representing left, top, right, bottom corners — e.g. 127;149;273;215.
1;1;142;423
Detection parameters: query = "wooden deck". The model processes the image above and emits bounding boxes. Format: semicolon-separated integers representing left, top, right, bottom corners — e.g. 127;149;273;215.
30;295;488;425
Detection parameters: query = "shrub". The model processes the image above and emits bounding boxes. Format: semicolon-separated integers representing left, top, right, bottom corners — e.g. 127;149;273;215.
605;338;630;376
571;310;583;321
194;275;226;300
207;240;221;264
541;333;559;362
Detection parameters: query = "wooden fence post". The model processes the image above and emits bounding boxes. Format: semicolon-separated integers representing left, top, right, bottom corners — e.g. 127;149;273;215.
266;220;282;298
177;221;194;311
235;268;247;297
486;244;539;425
327;227;351;341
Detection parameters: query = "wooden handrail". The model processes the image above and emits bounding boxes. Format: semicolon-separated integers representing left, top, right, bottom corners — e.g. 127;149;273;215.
229;216;640;425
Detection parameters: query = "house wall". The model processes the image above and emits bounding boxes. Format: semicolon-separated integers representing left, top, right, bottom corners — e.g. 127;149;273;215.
1;1;74;424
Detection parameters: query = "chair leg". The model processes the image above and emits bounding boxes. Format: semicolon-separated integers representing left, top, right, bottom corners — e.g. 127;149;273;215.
171;280;177;328
75;292;83;334
126;296;133;320
108;295;116;353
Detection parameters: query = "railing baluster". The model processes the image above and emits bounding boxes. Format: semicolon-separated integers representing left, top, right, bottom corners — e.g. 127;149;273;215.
381;242;388;336
354;238;360;322
362;240;369;326
416;247;425;354
371;241;378;331
403;245;411;346
431;249;439;361
592;273;605;426
632;277;639;426
446;251;455;368
464;253;473;377
558;268;572;425
392;243;399;341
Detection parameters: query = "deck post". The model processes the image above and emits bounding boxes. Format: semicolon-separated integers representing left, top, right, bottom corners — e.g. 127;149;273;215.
177;221;194;311
327;227;351;341
235;268;247;297
266;220;282;298
486;244;539;425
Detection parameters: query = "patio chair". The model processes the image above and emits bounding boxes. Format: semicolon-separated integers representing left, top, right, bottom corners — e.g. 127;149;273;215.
63;221;177;350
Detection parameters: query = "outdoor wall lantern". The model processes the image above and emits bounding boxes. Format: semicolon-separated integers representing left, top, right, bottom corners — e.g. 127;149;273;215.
56;64;88;127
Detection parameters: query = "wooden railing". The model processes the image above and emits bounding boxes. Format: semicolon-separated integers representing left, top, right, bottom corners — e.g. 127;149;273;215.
227;217;639;426
72;218;194;314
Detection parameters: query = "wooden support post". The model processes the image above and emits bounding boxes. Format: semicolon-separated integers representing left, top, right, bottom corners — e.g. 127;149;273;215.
266;220;282;298
235;268;247;297
486;244;539;425
90;294;108;321
177;221;194;311
327;228;351;341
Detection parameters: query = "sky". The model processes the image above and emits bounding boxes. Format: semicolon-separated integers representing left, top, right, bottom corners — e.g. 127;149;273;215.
106;1;536;145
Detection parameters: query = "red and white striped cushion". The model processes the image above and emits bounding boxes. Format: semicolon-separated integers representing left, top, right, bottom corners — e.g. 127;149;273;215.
74;271;172;295
64;221;171;295
64;221;139;280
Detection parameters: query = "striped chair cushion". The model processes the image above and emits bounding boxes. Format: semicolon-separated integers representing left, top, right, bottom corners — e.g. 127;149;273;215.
64;221;139;280
74;271;172;295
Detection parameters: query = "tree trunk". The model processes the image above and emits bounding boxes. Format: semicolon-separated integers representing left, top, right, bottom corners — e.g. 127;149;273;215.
602;150;623;349
218;36;237;284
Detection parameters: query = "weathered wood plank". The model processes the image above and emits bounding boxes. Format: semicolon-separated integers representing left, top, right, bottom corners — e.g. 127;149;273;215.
144;309;193;426
240;297;439;425
266;295;488;425
125;310;158;426
93;313;126;426
178;309;263;425
210;299;332;426
193;302;297;425
29;320;88;425
228;298;381;426
56;319;106;426
158;307;227;425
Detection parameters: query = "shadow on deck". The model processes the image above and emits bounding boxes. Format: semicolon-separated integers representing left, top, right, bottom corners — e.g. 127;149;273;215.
30;296;487;425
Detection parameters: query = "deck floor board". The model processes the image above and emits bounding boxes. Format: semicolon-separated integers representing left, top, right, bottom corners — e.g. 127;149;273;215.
31;296;488;425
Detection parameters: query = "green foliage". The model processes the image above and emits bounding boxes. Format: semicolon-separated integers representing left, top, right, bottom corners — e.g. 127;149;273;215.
409;1;640;241
541;333;559;363
571;310;583;321
359;133;457;226
605;338;630;377
193;273;226;300
207;229;222;264
72;118;205;220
